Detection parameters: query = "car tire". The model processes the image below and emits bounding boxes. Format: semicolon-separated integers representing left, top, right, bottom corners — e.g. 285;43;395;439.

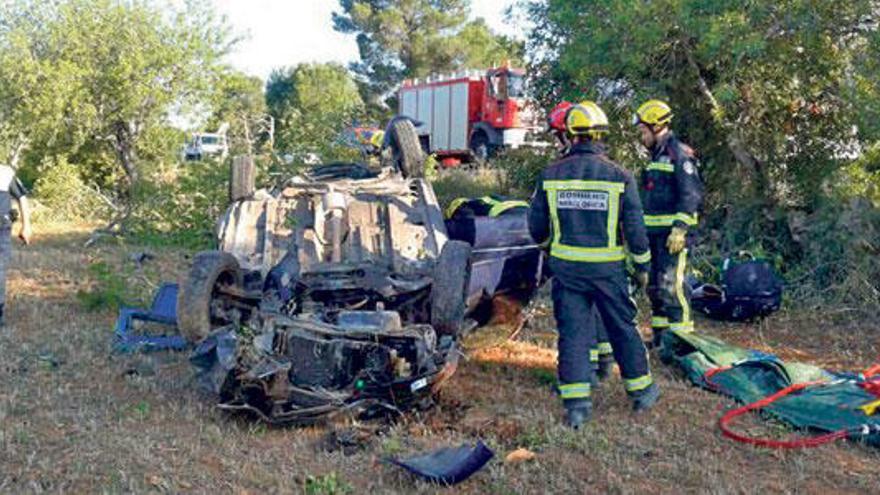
178;251;243;343
431;240;472;336
230;155;256;202
389;119;425;178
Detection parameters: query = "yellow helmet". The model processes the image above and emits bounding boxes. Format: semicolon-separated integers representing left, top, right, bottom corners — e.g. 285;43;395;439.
634;99;673;127
565;101;609;139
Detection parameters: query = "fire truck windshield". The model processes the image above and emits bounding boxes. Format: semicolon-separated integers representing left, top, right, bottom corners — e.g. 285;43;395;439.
507;74;525;98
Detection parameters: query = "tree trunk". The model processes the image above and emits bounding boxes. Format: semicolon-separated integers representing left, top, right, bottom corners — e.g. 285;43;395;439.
242;115;253;156
113;121;139;191
681;43;770;198
8;134;28;169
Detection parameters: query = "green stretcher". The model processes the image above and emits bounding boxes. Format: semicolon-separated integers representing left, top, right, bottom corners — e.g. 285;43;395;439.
660;330;880;448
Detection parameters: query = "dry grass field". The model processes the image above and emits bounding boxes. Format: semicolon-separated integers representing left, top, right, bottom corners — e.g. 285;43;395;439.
2;223;879;493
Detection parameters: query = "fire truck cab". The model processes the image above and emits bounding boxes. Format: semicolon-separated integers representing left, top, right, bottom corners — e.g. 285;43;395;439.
399;65;538;163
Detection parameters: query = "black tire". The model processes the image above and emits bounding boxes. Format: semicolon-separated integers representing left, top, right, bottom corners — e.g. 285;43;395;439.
431;240;472;336
469;131;493;164
230;156;256;202
178;251;243;343
389;119;425;178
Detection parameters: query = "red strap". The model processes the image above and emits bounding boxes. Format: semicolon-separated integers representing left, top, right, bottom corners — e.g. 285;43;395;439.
862;364;880;379
717;380;851;449
703;367;851;449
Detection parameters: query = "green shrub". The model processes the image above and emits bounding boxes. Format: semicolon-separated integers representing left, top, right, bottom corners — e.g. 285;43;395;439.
431;169;512;208
32;156;112;223
493;147;555;194
698;196;880;318
127;156;248;250
76;261;143;312
304;473;352;495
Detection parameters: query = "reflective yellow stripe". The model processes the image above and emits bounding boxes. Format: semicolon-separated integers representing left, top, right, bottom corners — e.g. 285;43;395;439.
597;342;613;355
607;188;621;246
559;383;591;399
548;188;562;249
651;316;670;329
543;180;626;193
674;248;691;325
624;374;654;393
445;197;469;219
630;250;651;264
488;200;528;217
589;349;599;363
678;212;698;225
551;245;626;262
647;162;675;173
644;213;698;227
669;321;694;333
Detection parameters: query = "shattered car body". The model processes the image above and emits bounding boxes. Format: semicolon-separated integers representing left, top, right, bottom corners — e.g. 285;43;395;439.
179;121;475;424
190;310;459;424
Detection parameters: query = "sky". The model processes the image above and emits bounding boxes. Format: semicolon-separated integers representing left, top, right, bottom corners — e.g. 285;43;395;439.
212;0;519;80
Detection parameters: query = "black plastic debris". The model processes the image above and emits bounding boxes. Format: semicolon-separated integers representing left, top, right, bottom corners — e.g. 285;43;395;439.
389;440;494;485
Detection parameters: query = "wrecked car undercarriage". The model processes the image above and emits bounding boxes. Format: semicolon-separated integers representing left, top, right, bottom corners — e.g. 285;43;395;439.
178;120;478;424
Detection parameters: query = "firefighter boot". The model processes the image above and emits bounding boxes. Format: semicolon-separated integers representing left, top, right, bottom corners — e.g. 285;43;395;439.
631;383;661;413
564;400;593;430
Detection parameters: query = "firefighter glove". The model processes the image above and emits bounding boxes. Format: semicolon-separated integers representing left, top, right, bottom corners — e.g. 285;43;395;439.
666;226;687;254
636;270;649;290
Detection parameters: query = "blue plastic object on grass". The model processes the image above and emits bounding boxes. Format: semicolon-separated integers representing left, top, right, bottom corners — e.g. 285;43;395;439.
114;282;188;352
388;440;494;485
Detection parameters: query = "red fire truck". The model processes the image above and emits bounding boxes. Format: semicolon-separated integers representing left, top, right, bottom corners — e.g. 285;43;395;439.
398;64;540;163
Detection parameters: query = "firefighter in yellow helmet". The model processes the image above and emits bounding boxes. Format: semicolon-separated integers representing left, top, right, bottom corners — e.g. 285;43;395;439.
529;101;659;429
633;100;704;347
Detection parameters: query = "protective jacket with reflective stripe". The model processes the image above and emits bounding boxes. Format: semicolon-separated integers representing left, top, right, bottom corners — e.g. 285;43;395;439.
640;133;703;232
528;142;651;285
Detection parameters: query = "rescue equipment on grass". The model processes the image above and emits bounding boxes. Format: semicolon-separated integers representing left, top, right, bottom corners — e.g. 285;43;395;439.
661;330;880;449
690;252;783;321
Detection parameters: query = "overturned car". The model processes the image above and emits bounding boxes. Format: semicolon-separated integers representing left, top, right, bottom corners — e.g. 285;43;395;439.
178;120;543;424
177;119;542;424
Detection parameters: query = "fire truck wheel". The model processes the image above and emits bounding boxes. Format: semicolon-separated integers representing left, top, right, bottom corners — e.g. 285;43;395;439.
470;131;493;163
389;119;425;178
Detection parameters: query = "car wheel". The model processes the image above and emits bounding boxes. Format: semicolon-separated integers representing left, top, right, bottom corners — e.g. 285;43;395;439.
178;251;243;343
431;240;472;336
389;119;425;178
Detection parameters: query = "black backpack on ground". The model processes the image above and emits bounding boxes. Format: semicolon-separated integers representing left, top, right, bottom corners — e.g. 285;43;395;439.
691;253;784;321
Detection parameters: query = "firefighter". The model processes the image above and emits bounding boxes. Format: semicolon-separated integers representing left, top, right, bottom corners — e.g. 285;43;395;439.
547;101;615;383
529;101;659;429
633;100;704;347
0;163;32;326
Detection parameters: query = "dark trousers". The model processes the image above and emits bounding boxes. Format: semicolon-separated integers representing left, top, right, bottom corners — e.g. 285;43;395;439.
647;233;693;336
552;275;653;408
591;309;613;370
0;225;10;307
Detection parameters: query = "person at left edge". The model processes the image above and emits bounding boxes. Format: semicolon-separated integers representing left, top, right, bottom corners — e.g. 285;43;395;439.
0;163;33;327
